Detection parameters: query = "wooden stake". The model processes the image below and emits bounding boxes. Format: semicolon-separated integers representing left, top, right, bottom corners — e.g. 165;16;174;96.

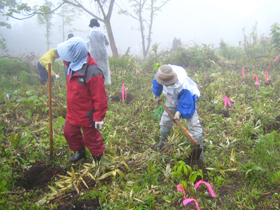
48;63;53;159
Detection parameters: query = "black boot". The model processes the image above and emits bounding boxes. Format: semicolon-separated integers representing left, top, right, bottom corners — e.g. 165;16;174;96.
70;147;86;163
93;153;103;162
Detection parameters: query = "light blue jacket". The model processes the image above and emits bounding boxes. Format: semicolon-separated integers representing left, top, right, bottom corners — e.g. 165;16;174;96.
153;65;200;119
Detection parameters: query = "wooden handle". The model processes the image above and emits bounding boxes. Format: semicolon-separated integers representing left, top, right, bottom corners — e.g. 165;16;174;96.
159;101;199;146
48;63;53;159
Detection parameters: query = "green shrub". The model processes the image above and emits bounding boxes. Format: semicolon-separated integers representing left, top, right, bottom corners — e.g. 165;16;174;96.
0;58;39;93
218;39;244;60
161;44;219;71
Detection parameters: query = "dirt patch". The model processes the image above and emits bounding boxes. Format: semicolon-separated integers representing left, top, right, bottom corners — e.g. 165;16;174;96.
217;181;241;197
220;110;230;118
265;80;272;86
110;93;134;104
263;115;280;133
15;161;65;190
55;198;100;210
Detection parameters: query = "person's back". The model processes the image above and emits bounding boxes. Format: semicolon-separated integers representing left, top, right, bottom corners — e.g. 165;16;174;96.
88;28;109;64
86;18;111;85
37;48;60;85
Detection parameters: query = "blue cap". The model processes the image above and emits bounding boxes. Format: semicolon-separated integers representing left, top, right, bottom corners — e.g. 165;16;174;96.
57;37;88;71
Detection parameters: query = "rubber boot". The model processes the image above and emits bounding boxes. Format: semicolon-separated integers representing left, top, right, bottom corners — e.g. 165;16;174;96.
157;127;170;148
70;147;86;163
193;134;205;161
93;153;103;163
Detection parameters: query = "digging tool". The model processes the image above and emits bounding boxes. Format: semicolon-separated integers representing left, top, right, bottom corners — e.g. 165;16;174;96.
159;101;202;161
48;63;53;159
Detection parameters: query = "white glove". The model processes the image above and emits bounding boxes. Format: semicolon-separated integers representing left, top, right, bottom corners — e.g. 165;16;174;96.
95;121;104;130
55;74;60;79
155;96;162;103
174;111;181;120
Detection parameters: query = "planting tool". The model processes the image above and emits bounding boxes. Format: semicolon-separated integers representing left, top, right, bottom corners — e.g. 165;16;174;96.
159;101;202;161
48;63;53;159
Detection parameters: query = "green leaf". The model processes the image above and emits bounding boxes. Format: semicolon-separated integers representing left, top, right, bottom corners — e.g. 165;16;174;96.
16;98;26;102
177;165;183;174
20;135;30;145
28;95;38;101
57;116;65;127
26;90;35;96
183;166;189;176
26;109;32;118
181;180;188;190
189;172;198;184
9;133;15;145
58;93;65;98
185;165;193;174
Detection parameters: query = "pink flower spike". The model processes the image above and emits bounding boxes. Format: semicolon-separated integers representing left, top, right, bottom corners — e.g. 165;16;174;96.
274;56;278;62
58;73;60;76
266;70;269;83
194;180;216;197
242;68;245;77
182;198;200;210
252;75;259;85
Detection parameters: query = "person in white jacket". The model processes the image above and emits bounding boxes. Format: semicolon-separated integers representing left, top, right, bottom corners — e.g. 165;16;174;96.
86;19;111;85
152;64;204;160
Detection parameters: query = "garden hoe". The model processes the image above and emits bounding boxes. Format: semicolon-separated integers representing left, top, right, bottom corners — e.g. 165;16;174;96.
159;101;202;161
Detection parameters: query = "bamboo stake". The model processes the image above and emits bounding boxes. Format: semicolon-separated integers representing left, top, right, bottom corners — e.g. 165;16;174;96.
48;63;53;159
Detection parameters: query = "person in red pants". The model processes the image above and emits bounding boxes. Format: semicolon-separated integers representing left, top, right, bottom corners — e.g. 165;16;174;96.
57;36;108;163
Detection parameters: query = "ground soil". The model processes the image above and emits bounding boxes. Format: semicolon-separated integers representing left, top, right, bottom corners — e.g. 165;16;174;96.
55;198;100;210
110;93;134;104
263;115;280;133
15;161;65;190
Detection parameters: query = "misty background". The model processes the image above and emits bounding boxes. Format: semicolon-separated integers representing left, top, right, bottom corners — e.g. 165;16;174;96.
1;0;280;57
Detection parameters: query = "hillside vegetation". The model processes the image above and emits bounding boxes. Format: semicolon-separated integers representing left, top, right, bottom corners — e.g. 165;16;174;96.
1;25;280;209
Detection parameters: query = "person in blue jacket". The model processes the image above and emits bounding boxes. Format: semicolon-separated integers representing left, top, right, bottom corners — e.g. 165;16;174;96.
153;64;204;160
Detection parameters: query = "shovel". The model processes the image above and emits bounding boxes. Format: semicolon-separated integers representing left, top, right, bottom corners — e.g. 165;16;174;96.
159;101;202;161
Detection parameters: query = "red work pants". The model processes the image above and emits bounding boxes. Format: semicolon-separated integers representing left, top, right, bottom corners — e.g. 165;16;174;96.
64;119;104;157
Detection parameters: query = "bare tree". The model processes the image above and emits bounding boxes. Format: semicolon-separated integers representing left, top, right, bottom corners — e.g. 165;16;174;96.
62;0;118;58
56;4;82;41
0;0;18;53
5;0;119;58
119;0;170;57
36;0;53;51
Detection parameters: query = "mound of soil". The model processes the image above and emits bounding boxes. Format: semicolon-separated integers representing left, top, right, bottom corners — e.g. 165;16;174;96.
110;93;133;104
16;161;65;190
56;198;100;210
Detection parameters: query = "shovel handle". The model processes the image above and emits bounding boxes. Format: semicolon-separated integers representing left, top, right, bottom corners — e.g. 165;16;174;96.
159;101;199;147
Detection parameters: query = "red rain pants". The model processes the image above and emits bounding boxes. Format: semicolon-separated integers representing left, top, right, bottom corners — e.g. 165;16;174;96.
64;119;104;157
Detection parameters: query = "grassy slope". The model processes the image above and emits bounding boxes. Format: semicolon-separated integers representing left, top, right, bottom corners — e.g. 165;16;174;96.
1;58;280;209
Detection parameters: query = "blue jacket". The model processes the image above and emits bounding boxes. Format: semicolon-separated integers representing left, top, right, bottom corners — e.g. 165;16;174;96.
152;65;200;119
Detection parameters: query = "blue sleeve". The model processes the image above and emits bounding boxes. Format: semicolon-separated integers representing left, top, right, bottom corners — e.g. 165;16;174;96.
177;89;198;119
152;78;163;96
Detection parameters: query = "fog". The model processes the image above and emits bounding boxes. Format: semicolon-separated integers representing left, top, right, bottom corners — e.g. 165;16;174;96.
1;0;280;57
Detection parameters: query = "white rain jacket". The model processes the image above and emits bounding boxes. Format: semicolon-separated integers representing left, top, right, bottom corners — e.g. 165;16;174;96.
86;27;111;85
153;65;200;119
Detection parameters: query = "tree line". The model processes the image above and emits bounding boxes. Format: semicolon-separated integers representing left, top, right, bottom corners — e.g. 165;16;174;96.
0;0;170;58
